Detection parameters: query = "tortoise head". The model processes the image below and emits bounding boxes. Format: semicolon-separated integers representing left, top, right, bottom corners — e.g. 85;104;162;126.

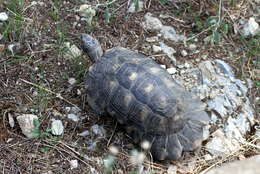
81;34;103;62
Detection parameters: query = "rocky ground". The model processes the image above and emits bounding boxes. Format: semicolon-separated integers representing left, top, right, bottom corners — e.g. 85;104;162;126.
0;0;259;174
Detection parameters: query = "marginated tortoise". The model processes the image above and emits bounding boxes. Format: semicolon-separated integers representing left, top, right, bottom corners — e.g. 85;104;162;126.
81;34;209;160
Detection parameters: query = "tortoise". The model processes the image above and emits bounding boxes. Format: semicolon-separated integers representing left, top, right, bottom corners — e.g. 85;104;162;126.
81;34;209;160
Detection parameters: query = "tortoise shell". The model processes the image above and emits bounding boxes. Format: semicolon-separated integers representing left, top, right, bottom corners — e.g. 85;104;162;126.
83;35;209;160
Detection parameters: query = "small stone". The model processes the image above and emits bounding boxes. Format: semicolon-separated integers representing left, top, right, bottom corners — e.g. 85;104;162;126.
67;113;79;122
68;78;76;85
17;114;39;138
242;17;259;36
128;0;143;13
32;90;38;96
205;129;238;156
69;159;78;169
0;12;8;21
180;70;186;74
160;42;176;57
184;62;190;68
145;36;159;42
142;13;163;31
6;138;13;143
204;154;213;160
160;26;185;42
109;145;119;155
188;44;197;51
181;50;188;57
51;120;64;136
77;89;82;95
78;130;90;136
64;42;82;59
201;54;208;60
160;64;166;69
141;140;151;150
152;45;162;53
8;113;15;128
167;165;177;174
91;124;106;138
79;4;96;25
195;58;200;62
215;59;234;77
167;67;177;74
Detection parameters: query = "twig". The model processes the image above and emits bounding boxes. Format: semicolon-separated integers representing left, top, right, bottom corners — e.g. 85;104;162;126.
107;122;118;147
41;140;95;168
19;78;80;109
186;25;215;41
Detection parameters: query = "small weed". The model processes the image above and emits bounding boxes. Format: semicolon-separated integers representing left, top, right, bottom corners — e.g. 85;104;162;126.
32;118;52;138
40;146;51;152
49;0;60;21
1;0;25;41
69;56;88;83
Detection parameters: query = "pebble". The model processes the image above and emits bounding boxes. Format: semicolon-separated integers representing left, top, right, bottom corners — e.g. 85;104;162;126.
17;114;39;138
91;124;106;138
64;42;82;59
8;113;15;128
79;4;96;25
69;159;78;169
160;64;166;69
242;17;260;36
67;113;80;122
160;42;176;57
0;12;8;21
160;25;185;42
68;78;76;85
181;50;188;57
184;62;190;68
188;44;197;51
205;129;236;156
142;13;163;31
78;130;90;137
152;45;162;53
145;36;159;43
51;119;64;136
167;67;177;74
167;165;177;174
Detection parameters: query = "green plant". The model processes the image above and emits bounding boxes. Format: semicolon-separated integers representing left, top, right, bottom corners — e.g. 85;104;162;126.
1;0;25;41
159;0;168;5
32;118;52;138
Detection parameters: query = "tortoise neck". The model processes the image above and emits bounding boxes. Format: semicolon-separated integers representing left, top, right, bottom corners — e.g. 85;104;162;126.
87;44;103;62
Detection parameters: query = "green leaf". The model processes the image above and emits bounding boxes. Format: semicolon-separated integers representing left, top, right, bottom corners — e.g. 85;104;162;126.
222;23;229;34
104;8;111;24
212;31;221;44
134;0;139;12
205;16;218;27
